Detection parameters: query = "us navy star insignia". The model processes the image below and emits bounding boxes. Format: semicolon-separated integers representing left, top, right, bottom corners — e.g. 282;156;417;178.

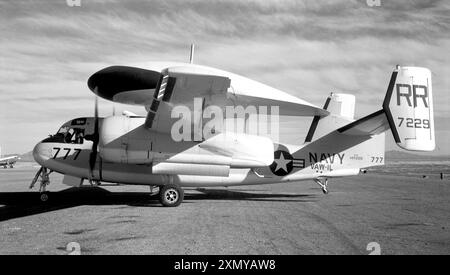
270;150;294;176
274;152;291;172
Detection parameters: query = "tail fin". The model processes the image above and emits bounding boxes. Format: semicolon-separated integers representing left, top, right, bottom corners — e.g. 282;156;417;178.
305;93;355;142
383;66;435;151
338;66;435;152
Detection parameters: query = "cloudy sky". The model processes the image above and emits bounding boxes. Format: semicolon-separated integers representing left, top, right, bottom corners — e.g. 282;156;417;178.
0;0;449;155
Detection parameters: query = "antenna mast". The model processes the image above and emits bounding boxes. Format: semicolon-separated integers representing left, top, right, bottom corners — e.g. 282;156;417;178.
189;44;195;64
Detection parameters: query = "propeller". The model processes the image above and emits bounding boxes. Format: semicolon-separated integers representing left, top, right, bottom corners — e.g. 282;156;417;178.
88;93;99;181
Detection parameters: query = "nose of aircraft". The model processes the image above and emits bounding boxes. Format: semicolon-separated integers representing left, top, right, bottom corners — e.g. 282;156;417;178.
32;142;53;166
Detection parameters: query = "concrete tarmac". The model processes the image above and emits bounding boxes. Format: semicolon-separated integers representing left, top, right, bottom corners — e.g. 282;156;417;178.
0;163;449;255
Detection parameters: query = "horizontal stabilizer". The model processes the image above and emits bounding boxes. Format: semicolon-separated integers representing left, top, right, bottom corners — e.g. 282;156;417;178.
337;110;389;136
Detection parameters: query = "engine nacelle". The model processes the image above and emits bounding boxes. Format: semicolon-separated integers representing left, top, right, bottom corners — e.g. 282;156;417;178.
99;116;151;163
98;116;275;175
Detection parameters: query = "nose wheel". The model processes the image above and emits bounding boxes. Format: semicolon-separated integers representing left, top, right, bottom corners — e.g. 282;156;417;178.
314;178;329;194
30;167;53;202
158;184;184;207
88;179;101;186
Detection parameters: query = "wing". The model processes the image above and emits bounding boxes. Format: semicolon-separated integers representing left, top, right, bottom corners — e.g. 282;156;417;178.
88;64;329;135
144;66;231;133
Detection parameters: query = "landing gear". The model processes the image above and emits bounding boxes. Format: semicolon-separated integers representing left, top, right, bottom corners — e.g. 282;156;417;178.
314;178;329;194
149;185;160;196
158;184;184;207
30;167;53;202
88;179;101;186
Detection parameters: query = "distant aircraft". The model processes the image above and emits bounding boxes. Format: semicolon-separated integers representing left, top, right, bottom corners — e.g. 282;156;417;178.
0;147;20;168
30;45;435;206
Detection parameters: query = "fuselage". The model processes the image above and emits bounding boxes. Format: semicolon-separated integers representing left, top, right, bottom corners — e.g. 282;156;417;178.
32;115;385;187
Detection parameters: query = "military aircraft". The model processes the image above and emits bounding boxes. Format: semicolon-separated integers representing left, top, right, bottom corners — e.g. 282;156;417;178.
31;46;435;206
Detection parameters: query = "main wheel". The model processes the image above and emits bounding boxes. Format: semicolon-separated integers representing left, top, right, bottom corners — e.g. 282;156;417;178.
159;184;184;207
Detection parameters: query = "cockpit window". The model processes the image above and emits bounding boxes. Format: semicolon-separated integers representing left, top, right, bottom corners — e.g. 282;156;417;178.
57;126;69;134
52;126;85;144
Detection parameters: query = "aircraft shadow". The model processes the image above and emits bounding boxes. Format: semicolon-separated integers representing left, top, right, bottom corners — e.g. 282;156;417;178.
0;187;317;222
192;188;317;202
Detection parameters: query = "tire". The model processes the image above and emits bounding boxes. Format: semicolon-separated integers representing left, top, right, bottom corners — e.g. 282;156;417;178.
159;184;184;207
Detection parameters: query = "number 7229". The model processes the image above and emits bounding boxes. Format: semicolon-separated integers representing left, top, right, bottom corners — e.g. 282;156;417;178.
397;117;430;129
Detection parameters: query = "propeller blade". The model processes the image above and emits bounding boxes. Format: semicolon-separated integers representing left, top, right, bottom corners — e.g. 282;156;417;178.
89;94;99;180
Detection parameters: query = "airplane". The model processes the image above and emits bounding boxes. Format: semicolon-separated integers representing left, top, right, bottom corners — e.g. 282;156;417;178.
30;46;435;206
0;156;20;169
0;147;20;168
